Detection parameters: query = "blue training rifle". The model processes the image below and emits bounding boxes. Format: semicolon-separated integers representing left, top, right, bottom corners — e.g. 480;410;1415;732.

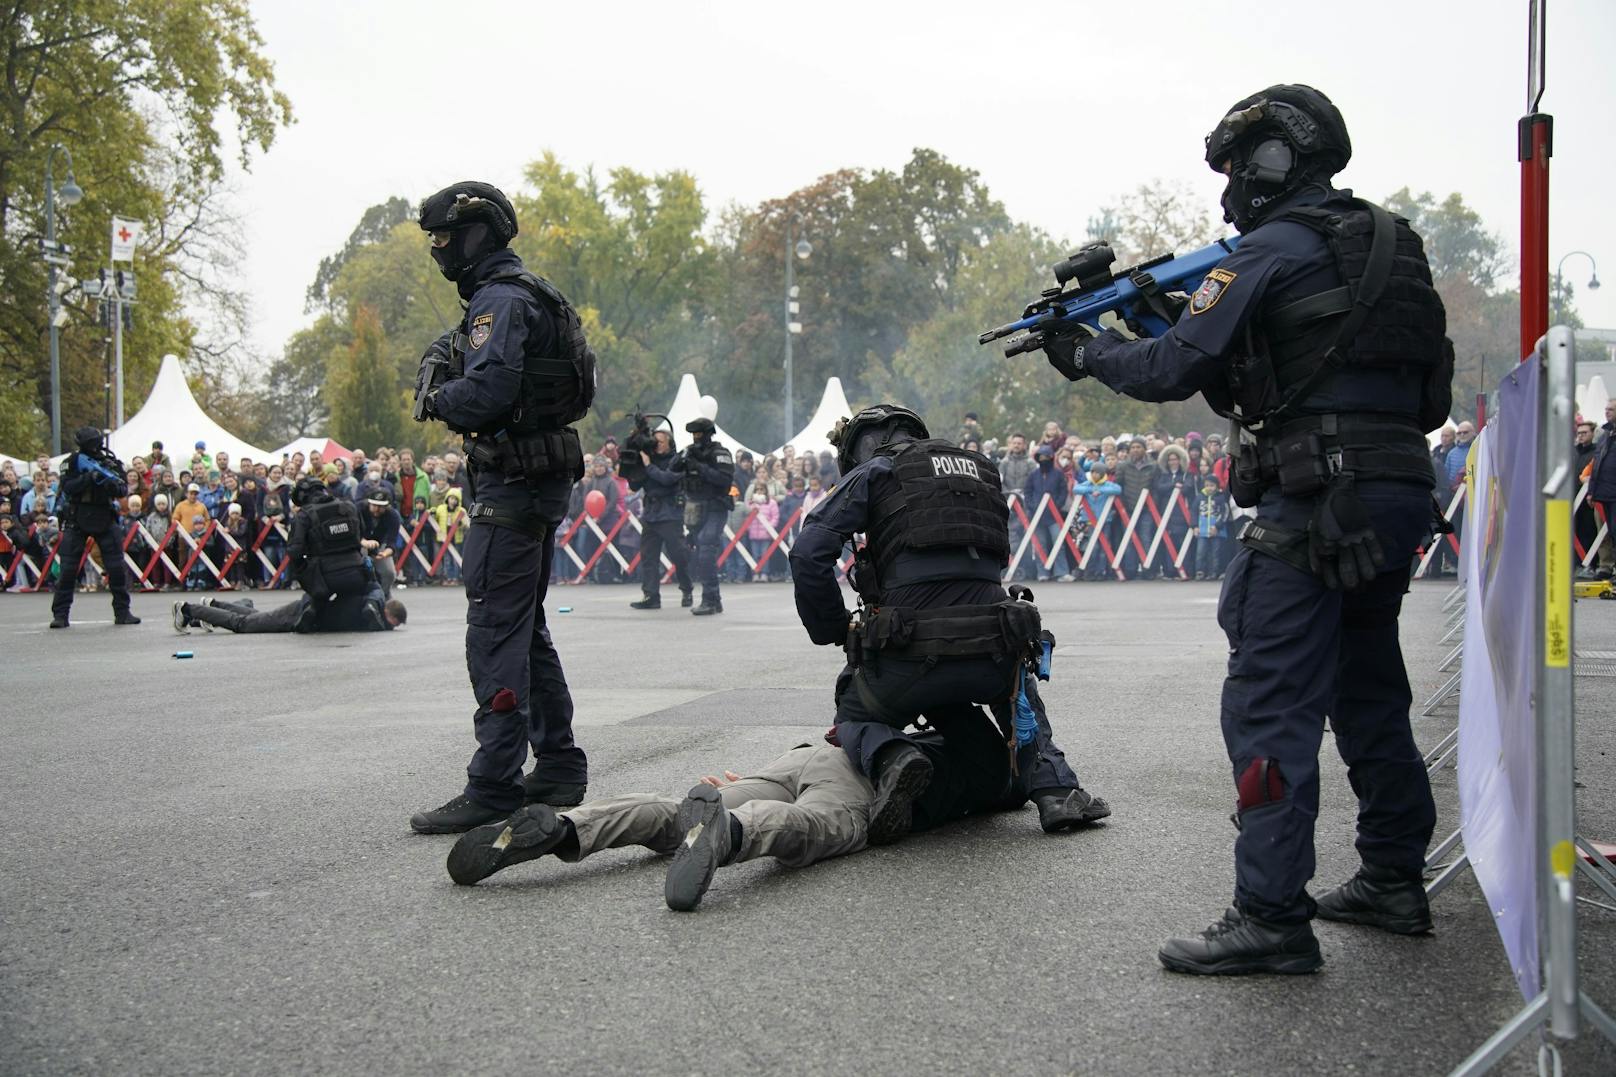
978;236;1242;357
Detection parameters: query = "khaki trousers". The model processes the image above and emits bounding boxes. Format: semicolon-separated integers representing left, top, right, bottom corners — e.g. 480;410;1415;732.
563;744;872;869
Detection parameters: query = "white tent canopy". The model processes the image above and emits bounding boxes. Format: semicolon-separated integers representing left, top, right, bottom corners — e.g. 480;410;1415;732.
1;353;277;477
107;354;277;469
661;374;853;460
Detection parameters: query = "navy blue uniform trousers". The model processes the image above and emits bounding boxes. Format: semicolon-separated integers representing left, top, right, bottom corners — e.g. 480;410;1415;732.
687;505;726;604
51;524;132;618
1220;484;1436;924
462;514;587;811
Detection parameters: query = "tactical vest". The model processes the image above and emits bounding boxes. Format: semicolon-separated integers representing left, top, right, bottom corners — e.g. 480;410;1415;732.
866;439;1009;589
1221;200;1452;501
297;497;367;598
683;443;735;507
458;267;597;434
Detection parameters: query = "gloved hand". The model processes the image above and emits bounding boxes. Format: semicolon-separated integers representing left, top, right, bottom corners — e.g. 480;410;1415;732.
1307;474;1385;591
1042;324;1095;382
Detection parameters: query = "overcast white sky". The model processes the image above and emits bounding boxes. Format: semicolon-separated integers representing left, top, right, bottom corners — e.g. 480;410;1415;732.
227;0;1616;361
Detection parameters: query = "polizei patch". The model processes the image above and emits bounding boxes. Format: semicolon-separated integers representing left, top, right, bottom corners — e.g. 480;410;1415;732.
1190;268;1237;315
470;312;494;350
931;455;980;480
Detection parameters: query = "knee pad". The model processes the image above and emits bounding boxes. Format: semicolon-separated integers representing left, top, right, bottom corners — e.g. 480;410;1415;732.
1236;757;1286;812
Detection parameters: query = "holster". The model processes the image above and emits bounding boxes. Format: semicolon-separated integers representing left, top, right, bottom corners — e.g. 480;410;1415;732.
1236;517;1312;575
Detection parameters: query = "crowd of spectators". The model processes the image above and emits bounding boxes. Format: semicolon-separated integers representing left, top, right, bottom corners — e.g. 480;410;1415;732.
3;406;1512;596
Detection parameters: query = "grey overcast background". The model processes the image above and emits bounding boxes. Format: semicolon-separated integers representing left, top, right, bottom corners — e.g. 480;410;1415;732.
229;0;1616;365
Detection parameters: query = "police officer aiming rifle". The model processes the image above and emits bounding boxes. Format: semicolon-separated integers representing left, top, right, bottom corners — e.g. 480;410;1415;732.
409;180;596;834
50;426;140;629
1037;85;1451;975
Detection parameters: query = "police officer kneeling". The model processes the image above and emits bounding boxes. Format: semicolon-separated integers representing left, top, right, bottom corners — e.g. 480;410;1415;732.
410;180;593;834
50;427;140;629
1042;86;1448;974
790;405;1109;843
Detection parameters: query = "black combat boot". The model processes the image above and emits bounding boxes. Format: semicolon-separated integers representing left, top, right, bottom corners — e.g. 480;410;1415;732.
1034;788;1112;832
1158;906;1323;975
691;598;723;616
447;803;571;886
629;594;661;609
665;784;734;911
48;614;69;629
867;741;933;846
523;772;586;807
114;611;141;625
680;590;694;608
409;794;510;835
1315;863;1433;935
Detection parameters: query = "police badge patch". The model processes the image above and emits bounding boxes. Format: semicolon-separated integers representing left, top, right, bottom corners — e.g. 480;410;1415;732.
1189;267;1238;315
469;313;494;350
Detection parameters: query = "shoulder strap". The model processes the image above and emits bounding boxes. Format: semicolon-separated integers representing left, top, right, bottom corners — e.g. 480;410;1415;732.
480;267;571;313
1263;200;1397;428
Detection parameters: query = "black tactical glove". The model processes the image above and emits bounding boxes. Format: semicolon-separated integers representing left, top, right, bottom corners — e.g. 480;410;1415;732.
1307;474;1385;591
1042;325;1094;382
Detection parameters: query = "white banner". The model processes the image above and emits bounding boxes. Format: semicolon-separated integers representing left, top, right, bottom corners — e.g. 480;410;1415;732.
110;216;141;262
1457;361;1542;1002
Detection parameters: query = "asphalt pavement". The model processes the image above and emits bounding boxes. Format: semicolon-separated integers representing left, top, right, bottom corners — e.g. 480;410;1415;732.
2;577;1614;1075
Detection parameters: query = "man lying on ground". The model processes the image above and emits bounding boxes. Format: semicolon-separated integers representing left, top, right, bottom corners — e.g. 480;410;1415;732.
448;697;1099;911
172;588;404;635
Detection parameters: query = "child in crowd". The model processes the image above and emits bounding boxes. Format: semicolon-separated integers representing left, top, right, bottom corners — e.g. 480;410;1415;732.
1195;477;1229;580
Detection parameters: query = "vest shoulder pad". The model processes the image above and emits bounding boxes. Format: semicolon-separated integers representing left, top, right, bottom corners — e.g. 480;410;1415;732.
482;268;572;313
712;447;733;465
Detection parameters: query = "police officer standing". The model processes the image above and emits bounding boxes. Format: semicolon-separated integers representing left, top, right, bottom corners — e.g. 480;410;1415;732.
790;405;1109;843
50;426;140;628
628;426;694;610
678;417;735;616
1041;86;1451;974
410;181;594;834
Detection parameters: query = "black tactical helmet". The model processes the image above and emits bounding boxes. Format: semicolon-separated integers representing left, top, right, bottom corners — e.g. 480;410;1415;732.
73;426;104;451
419;181;518;281
291;476;329;508
1204;84;1351;177
685;417;716;436
831;404;929;474
1204;85;1350;232
418;181;518;241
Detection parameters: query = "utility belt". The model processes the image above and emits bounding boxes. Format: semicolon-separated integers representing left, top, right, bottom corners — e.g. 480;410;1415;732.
466;501;551;541
847;599;1042;670
463;428;584;486
1230;412;1433;507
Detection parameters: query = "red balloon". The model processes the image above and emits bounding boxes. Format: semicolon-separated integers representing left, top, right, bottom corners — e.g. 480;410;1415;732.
584;489;607;518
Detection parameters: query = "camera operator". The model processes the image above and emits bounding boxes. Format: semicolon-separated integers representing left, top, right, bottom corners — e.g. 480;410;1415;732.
627;426;693;610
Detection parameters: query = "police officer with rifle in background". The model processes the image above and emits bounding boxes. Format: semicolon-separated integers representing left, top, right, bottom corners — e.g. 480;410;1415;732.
790;404;1109;844
50;426;140;629
620;412;693;610
410;181;596;834
677;417;735;616
1026;85;1452;975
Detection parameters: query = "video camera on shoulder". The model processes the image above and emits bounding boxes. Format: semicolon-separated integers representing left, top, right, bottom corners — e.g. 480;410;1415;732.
618;409;673;485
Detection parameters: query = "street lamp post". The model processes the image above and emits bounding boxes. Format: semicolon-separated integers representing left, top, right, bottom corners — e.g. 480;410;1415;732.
783;213;810;445
43;144;84;455
1553;250;1600;326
